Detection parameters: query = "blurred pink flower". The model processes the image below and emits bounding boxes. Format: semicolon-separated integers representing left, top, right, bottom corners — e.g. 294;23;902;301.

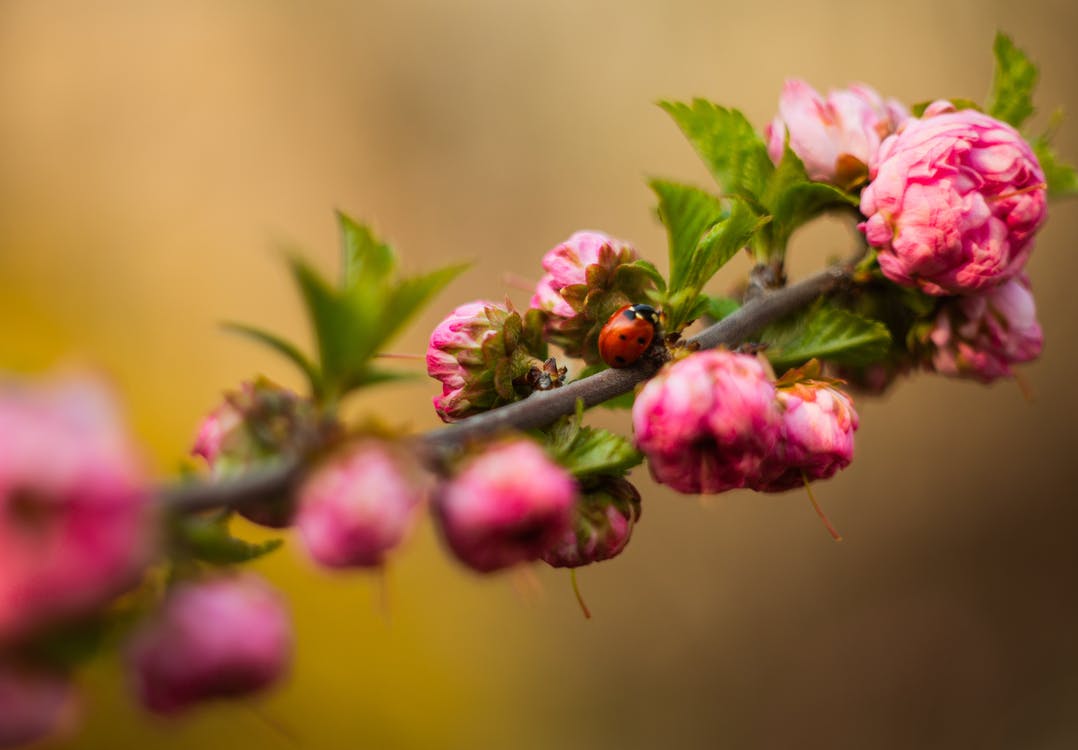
928;274;1043;382
0;376;150;645
0;665;77;748
633;351;781;494
296;442;422;568
764;79;909;185
541;478;641;568
530;231;638;319
434;440;576;573
755;381;859;492
860;101;1047;295
127;575;292;715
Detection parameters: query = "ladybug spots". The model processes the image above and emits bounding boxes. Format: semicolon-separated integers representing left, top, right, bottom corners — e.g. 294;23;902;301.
597;303;661;368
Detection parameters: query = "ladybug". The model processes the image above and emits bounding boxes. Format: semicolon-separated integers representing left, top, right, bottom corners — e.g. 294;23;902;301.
598;303;661;368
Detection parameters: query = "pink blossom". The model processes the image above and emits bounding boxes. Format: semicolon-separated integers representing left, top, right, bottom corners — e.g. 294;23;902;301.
633;351;781;494
764;79;909;185
530;231;638;319
0;377;150;645
127;575;292;715
927;274;1043;382
860;101;1047;295
0;666;77;748
296;442;422;568
434;440;576;573
427;300;511;423
754;381;859;492
541;478;641;568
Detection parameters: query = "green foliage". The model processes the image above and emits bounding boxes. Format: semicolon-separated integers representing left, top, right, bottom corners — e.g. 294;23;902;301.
1033;133;1078;198
658;100;773;200
702;294;741;321
986;32;1038;128
650;182;767;332
542;401;643;479
230;212;467;403
760;302;892;371
655;98;859;320
753;145;858;256
172;512;284;566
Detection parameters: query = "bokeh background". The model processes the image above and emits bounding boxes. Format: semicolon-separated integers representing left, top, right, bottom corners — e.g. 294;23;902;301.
1;1;1076;748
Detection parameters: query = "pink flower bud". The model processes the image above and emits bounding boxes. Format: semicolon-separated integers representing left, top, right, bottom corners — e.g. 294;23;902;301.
927;274;1043;382
434;440;576;573
764;79;909;185
530;231;638;319
541;478;641;568
127;575;292;715
0;376;150;646
860;102;1047;295
0;666;77;748
754;381;859;492
427;300;514;423
191;379;320;527
633;351;781;494
296;442;422;569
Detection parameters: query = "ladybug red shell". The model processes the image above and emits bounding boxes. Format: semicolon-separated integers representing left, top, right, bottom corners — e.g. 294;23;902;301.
598;304;661;368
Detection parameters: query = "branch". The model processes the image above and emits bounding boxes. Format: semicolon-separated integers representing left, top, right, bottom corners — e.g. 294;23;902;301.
159;260;852;510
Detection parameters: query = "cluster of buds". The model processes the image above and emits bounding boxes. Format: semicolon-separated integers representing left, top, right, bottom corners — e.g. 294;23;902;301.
633;351;858;495
770;81;1046;385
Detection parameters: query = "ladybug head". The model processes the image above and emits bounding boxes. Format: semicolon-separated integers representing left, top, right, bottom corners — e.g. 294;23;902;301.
628;304;661;328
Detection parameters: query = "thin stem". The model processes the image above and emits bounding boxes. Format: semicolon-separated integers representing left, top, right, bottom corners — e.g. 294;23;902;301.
569;569;592;620
159;260;853;511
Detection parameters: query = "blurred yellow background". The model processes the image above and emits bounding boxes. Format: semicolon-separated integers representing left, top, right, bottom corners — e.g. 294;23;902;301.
2;1;1077;748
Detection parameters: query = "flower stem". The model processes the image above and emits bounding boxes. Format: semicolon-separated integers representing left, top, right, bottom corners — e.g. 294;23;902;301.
802;471;843;542
570;569;592;620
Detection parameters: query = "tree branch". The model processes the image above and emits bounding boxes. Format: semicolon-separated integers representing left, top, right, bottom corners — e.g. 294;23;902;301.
159;260;852;510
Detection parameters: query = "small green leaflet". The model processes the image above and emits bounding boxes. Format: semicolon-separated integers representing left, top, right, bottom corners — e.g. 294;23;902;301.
542;401;642;478
759;303;892;371
1033;133;1078;199
986;32;1038;129
754;144;858;255
650;180;726;291
228;212;467;403
173;513;284;566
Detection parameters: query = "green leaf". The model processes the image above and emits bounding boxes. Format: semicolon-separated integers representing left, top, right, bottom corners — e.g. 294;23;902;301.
664;200;766;332
288;255;360;395
1033;136;1078;198
174;514;284;566
221;322;323;397
650;180;726;291
620;259;667;292
371;261;470;357
687;199;769;289
338;211;396;290
760;303;892;371
658;99;774;200
543;409;642;479
757;145;859;256
986;32;1038;128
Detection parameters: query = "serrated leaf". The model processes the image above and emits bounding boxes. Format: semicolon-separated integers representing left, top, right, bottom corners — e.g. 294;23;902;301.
221;322;323;397
338;211;396;290
175;515;284;565
687;199;768;289
650;179;726;291
756;145;859;255
760;304;892;371
289;256;362;395
619;259;667;293
559;426;642;478
986;32;1038;128
665;200;765;332
659;99;774;200
1033;137;1078;198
